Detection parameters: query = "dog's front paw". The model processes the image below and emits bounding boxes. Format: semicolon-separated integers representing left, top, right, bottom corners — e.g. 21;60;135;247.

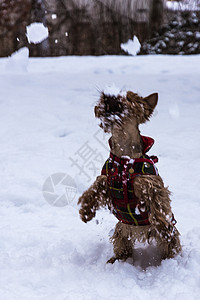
79;207;95;223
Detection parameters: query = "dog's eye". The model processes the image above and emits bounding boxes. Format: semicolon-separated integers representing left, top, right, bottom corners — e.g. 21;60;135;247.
127;97;131;102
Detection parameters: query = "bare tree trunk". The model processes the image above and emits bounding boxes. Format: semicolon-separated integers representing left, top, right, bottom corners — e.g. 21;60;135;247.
31;0;46;23
149;0;164;34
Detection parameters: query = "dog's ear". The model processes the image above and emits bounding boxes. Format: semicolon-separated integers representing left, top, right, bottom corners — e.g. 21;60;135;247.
144;93;158;110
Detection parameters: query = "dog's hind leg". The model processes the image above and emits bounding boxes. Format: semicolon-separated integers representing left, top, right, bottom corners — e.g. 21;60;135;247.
134;175;182;259
154;225;181;260
162;226;182;259
107;222;133;263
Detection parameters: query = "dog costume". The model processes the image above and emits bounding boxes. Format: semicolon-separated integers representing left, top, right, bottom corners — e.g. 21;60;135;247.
101;136;159;226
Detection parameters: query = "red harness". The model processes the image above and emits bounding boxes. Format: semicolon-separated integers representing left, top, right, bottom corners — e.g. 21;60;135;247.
101;136;158;226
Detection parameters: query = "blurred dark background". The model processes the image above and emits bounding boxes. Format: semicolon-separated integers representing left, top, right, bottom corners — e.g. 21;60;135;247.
0;0;199;57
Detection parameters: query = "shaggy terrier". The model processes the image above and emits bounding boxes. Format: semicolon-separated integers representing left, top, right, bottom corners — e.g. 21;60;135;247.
78;89;181;264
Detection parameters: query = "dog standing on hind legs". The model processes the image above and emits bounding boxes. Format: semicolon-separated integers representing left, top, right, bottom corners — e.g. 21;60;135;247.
78;89;181;264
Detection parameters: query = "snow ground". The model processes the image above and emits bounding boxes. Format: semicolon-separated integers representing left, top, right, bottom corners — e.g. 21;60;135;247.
0;53;200;300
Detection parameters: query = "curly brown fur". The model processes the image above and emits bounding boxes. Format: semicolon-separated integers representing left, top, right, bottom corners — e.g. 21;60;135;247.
94;91;158;133
78;175;111;223
108;175;181;263
125;91;158;124
78;89;181;265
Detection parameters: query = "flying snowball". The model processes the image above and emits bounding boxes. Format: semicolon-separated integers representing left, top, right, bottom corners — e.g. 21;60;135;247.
26;23;49;44
121;36;141;56
6;47;29;73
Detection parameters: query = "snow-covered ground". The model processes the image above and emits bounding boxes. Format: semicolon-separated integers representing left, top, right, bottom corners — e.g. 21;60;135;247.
0;53;200;300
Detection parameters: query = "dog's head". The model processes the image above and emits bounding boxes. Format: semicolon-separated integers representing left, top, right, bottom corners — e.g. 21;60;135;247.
94;90;158;132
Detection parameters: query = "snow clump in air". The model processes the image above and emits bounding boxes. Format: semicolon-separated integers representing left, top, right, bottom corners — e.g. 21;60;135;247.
26;23;49;44
6;47;29;73
121;35;141;56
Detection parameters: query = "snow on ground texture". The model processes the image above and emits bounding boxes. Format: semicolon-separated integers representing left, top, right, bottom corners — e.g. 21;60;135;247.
0;55;200;300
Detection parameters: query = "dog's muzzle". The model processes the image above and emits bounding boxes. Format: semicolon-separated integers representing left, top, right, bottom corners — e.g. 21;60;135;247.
104;96;123;115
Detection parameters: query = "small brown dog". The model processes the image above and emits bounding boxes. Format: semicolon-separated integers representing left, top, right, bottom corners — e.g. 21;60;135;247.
78;89;181;264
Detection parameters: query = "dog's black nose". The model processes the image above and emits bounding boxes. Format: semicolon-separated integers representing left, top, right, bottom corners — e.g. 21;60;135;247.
104;95;123;114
